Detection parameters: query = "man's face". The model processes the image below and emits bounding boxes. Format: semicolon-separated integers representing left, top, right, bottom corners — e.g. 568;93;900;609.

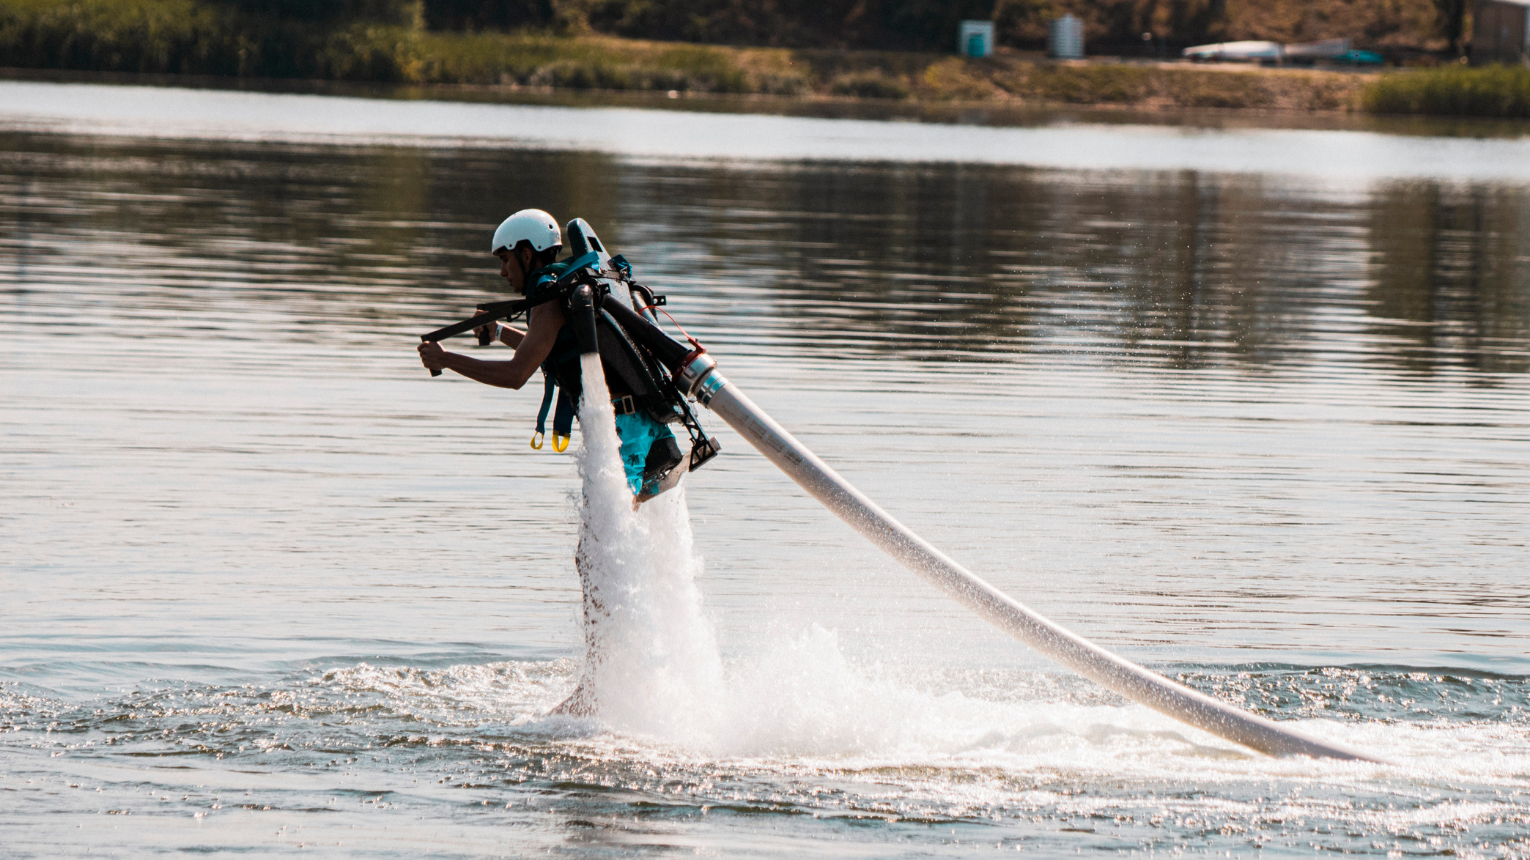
496;248;527;294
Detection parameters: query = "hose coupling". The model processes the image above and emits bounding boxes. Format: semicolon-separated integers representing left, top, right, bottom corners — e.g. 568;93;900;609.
678;352;722;403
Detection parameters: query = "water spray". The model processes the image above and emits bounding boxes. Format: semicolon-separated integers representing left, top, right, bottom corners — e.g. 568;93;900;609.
601;297;1383;763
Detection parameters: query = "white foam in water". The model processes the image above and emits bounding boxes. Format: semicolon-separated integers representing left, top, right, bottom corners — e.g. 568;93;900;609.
566;353;956;757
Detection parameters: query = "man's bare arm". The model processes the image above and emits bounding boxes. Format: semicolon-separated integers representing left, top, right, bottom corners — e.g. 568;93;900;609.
420;303;564;389
497;324;526;348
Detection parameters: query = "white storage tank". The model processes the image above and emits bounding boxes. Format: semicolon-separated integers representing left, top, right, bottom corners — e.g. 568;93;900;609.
1049;14;1085;59
958;20;995;57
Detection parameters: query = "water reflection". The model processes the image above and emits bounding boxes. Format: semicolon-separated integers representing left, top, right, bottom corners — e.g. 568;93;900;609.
4;133;1528;382
1369;182;1530;375
4;133;1526;378
603;160;1530;375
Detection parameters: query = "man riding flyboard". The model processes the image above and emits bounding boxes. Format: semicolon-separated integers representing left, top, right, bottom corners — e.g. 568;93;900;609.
416;209;717;500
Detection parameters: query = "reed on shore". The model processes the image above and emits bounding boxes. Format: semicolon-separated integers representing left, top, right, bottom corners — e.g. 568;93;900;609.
1364;64;1530;119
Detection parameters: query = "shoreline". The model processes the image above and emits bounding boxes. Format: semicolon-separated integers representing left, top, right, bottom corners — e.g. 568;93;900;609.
4;65;1528;139
4;76;1530;184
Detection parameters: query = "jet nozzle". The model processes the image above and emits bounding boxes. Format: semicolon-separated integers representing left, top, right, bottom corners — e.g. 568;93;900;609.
568;284;600;355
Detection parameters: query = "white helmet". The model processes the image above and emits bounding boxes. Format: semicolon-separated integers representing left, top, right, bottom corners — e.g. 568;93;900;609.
491;209;561;255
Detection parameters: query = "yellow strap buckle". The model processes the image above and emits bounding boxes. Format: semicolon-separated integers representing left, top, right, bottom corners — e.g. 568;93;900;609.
552;434;570;453
530;431;544;450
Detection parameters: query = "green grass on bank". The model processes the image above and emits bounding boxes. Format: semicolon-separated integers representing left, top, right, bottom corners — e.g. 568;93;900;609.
1364;64;1530;119
411;32;805;95
3;0;1527;118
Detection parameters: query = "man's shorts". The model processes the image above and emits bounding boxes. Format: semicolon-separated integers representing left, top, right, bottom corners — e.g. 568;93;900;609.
613;410;678;496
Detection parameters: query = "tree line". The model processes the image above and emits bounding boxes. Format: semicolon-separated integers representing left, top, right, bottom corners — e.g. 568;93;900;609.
423;0;1467;57
0;0;1473;83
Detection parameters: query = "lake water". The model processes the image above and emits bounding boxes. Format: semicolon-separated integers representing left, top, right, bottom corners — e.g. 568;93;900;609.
2;81;1528;857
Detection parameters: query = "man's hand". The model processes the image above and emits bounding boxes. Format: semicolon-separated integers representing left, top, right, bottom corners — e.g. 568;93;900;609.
418;340;449;373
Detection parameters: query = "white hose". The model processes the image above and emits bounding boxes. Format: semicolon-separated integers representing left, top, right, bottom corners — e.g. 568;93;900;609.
691;369;1380;762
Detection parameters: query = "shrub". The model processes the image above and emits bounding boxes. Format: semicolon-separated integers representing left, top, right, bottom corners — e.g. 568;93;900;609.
920;57;1000;100
1159;69;1274;109
1022;64;1154;104
831;70;910;100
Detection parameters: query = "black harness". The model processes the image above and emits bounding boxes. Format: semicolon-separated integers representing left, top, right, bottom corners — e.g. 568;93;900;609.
530;257;713;483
